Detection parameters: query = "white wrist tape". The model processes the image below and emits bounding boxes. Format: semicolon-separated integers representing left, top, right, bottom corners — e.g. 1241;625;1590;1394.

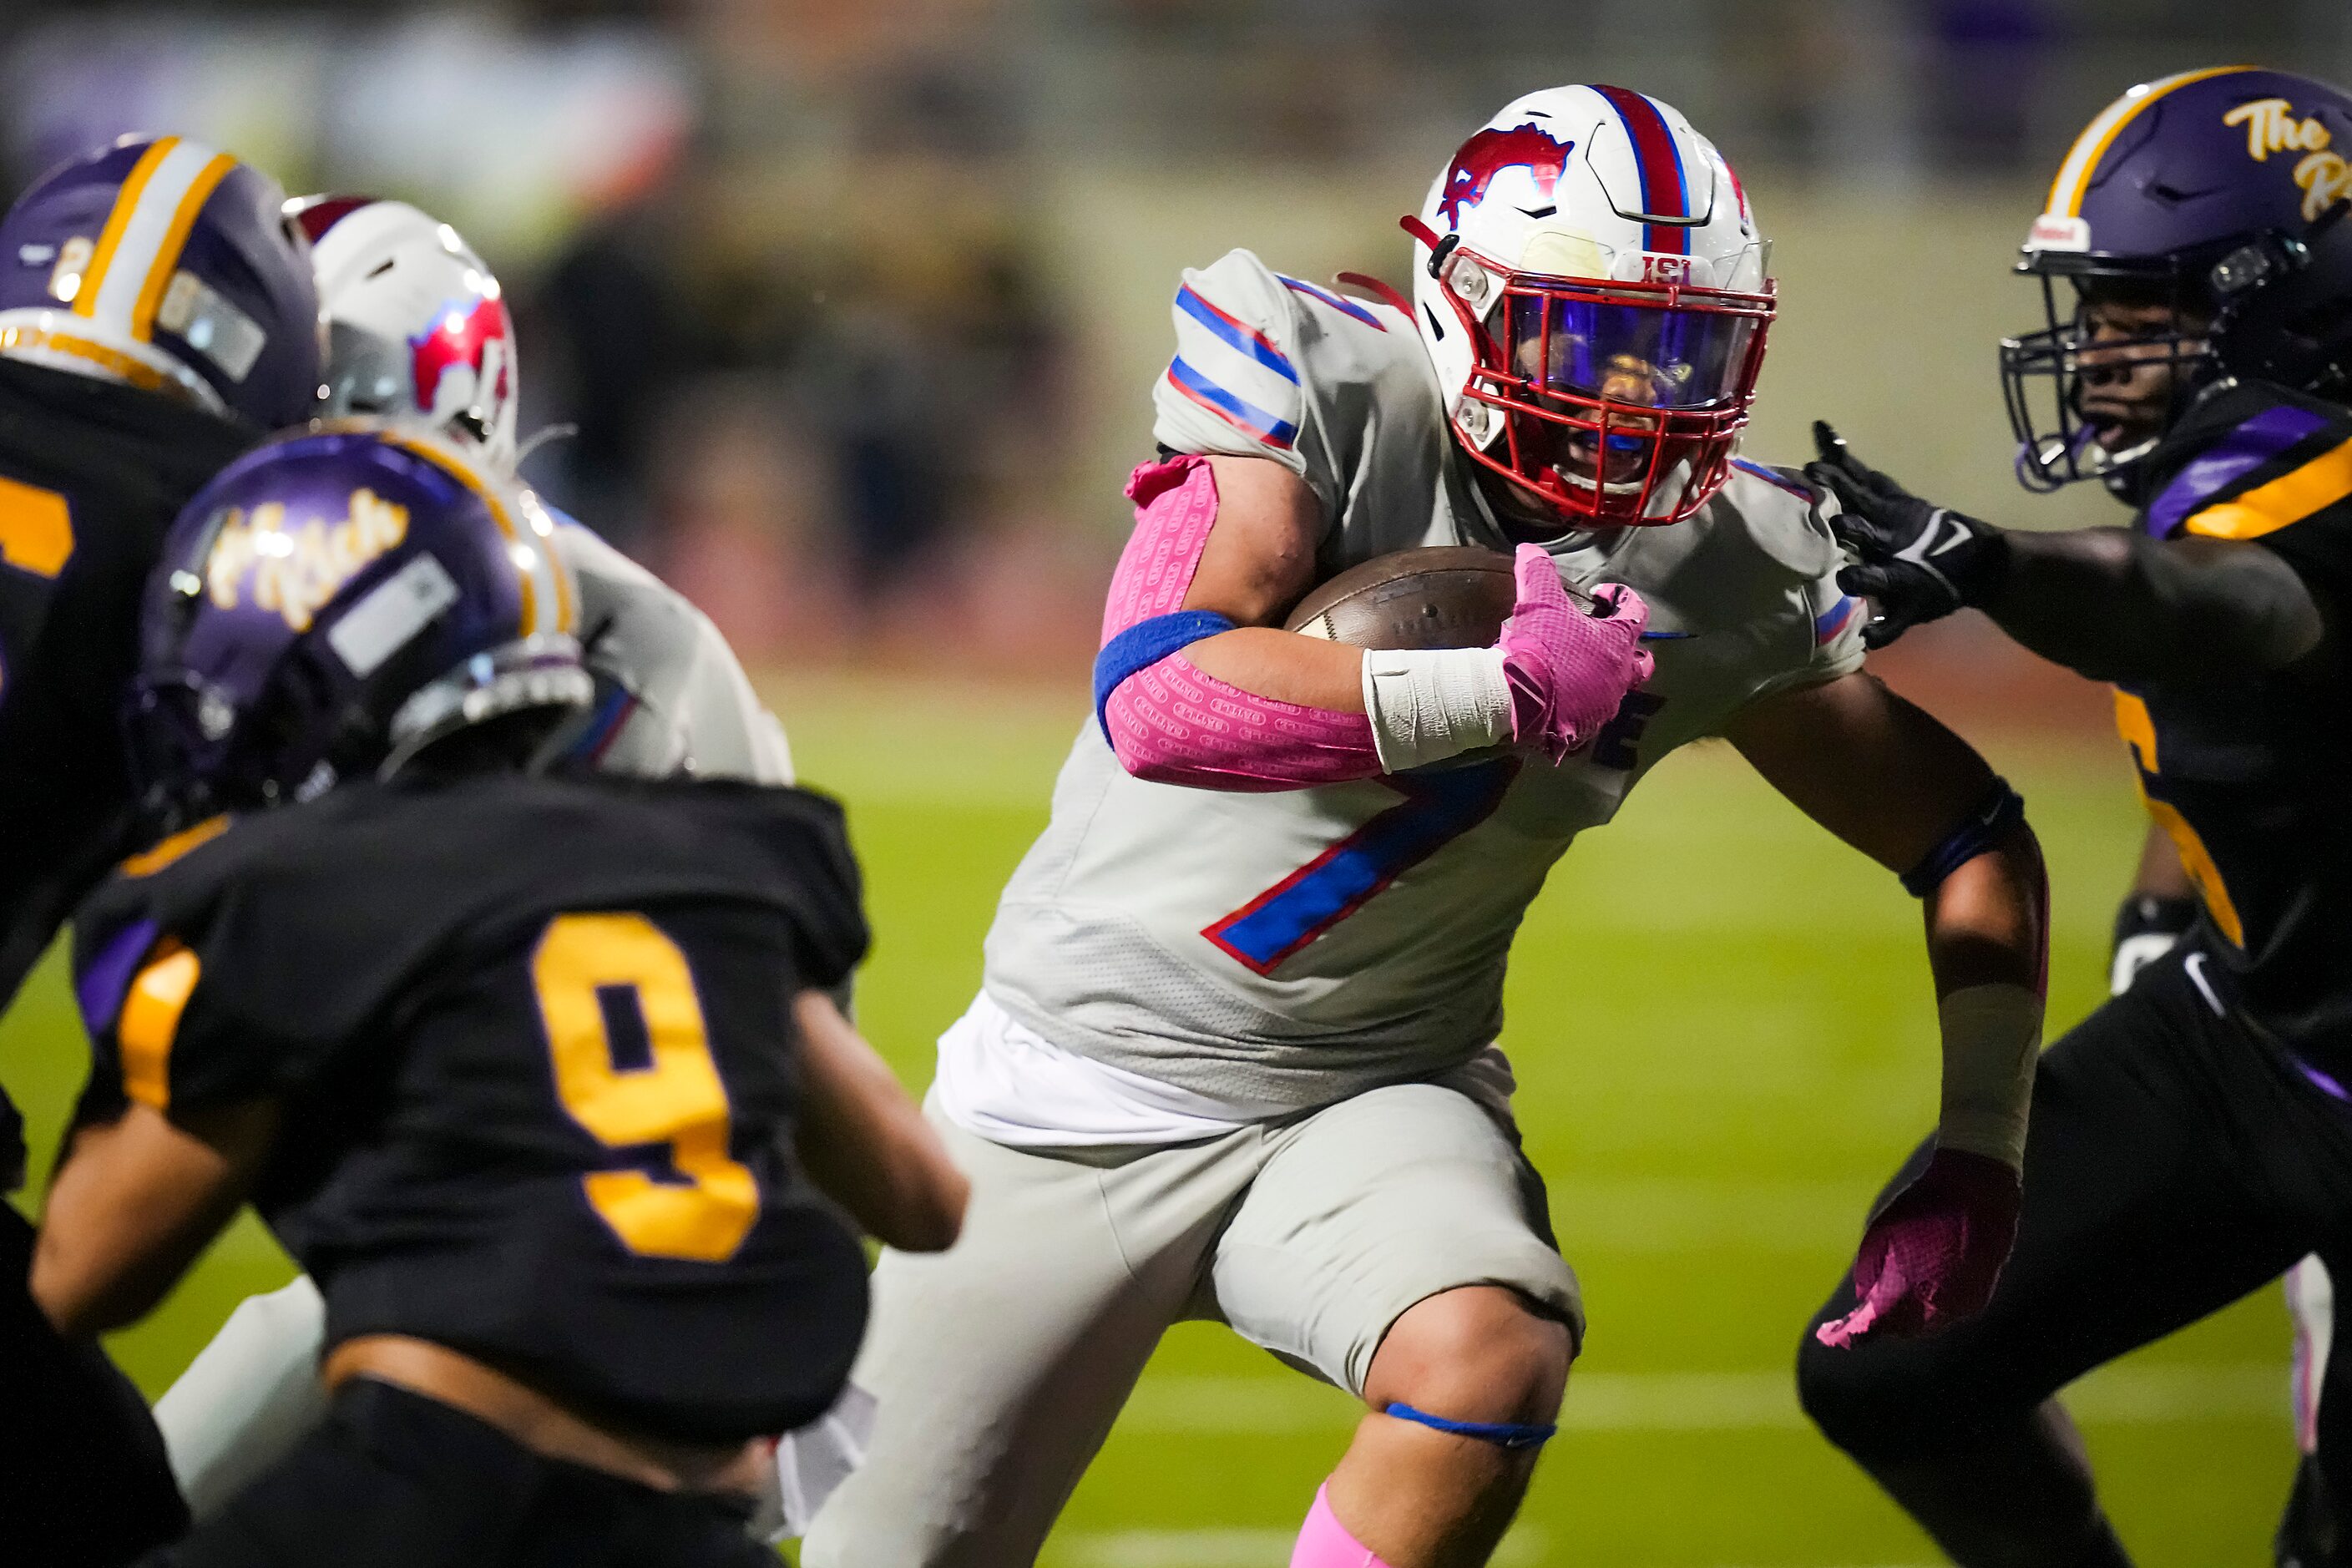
1360;646;1514;773
1934;982;2043;1172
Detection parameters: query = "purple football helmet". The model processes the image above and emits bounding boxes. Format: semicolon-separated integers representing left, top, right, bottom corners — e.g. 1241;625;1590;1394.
129;421;590;822
2002;67;2352;491
0;134;323;428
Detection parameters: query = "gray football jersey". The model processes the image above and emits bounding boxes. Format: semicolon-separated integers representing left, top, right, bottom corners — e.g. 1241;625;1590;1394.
554;523;795;786
983;249;1864;1110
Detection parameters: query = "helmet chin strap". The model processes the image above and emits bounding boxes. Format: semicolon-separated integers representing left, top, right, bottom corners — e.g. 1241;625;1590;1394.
1465;456;1612;547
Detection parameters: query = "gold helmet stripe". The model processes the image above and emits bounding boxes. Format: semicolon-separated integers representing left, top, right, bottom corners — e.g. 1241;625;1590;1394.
73;137;181;321
2046;66;2256;220
76;139;237;341
387;430;575;637
129;151;237;343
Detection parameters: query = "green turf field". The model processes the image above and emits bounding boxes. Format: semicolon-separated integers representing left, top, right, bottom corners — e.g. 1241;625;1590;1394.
0;674;2295;1565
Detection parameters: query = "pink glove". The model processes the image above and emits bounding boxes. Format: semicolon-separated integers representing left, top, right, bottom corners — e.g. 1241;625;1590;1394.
1815;1147;2021;1348
1497;543;1655;763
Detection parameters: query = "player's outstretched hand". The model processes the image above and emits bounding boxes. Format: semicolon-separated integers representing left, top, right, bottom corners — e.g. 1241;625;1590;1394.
1815;1146;2021;1348
1804;421;2008;650
1498;544;1653;763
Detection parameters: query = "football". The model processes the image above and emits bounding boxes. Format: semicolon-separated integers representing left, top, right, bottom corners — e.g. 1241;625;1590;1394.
1283;544;1561;649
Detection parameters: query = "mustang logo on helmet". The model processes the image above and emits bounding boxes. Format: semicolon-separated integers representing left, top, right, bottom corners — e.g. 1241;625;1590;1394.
1413;86;1772;529
1439;124;1576;228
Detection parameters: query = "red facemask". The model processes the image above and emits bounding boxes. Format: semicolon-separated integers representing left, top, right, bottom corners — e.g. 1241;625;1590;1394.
1431;240;1775;528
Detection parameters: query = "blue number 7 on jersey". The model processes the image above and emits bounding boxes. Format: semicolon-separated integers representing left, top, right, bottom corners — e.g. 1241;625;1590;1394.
1202;759;1518;976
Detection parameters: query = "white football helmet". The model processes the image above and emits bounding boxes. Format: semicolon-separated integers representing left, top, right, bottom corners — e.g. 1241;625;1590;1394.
288;195;518;467
1408;85;1774;529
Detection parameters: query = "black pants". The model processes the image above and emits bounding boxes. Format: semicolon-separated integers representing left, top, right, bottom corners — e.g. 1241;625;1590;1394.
146;1379;776;1568
1797;948;2352;1560
0;1202;187;1566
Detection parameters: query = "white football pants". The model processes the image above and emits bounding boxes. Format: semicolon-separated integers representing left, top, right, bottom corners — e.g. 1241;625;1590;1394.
2290;1254;2335;1455
153;1272;870;1540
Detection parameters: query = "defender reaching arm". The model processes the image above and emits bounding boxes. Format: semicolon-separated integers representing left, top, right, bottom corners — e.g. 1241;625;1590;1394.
1729;670;2049;1344
1807;420;2326;685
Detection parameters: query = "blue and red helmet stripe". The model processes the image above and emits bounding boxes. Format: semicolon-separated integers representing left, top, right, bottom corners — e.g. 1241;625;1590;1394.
1592;83;1692;255
287;193;379;245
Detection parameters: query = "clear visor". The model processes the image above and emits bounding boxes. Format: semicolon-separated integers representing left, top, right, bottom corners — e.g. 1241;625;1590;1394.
1508;293;1762;411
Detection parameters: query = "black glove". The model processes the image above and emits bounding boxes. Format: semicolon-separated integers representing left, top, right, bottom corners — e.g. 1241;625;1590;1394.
1805;421;2011;650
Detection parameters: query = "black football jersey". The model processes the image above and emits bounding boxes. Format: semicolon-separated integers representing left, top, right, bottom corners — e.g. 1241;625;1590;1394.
72;771;873;1443
0;357;256;1188
0;358;257;1006
2121;379;2352;1067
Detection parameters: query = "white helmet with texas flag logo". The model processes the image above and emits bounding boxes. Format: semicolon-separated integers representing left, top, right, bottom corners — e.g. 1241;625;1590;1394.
1407;85;1775;529
288;195;519;467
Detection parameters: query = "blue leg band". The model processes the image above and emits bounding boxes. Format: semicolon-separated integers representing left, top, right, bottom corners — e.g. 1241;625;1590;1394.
1899;779;2026;897
1383;1402;1557;1449
1093;609;1237;740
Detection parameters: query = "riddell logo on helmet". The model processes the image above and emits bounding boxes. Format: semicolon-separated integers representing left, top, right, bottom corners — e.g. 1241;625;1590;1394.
2223;97;2352;222
2026;214;2091;252
1439;124;1577;226
409;296;511;422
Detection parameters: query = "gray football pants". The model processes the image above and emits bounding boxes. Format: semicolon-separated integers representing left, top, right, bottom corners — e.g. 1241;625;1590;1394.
802;1075;1578;1568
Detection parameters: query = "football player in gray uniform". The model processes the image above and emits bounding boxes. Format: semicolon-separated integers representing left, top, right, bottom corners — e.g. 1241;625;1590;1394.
149;196;799;1520
805;85;2051;1568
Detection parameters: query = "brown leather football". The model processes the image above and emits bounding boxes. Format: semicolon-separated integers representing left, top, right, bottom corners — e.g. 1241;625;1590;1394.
1282;545;1552;649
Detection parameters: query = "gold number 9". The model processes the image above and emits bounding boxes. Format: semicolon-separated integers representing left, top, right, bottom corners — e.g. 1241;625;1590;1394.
532;912;759;1262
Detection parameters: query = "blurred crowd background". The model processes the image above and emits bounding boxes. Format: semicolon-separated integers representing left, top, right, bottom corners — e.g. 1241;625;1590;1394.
3;0;2349;680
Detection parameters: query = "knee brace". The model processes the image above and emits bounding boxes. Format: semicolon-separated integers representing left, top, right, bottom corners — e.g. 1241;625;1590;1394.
1900;781;2027;898
1382;1402;1556;1450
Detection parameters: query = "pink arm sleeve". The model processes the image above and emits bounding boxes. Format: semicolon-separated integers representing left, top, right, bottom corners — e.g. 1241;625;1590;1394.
1100;456;1380;791
1104;651;1384;792
1102;454;1220;638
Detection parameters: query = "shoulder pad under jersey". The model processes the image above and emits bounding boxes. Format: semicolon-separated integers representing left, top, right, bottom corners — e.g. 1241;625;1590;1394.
1717;456;1842;580
1155;249;1309;460
2138;381;2352;543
